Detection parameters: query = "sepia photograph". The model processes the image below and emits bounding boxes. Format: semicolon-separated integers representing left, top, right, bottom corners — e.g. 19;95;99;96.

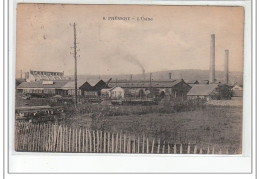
14;4;244;155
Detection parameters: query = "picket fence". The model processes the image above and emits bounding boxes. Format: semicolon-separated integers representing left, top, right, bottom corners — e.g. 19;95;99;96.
15;122;236;154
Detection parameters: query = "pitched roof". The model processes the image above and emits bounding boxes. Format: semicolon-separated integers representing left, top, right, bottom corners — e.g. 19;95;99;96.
187;84;218;96
31;74;69;81
108;79;184;88
61;80;87;89
17;80;69;89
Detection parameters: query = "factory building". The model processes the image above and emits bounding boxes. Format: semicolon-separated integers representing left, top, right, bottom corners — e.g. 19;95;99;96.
17;80;90;96
25;70;70;82
107;79;191;99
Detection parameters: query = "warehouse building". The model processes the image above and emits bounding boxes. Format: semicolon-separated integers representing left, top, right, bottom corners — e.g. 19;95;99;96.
186;84;219;101
17;80;90;96
107;79;191;99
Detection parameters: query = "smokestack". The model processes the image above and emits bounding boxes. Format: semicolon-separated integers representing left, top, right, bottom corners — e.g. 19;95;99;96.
209;34;215;84
169;73;172;80
20;70;22;79
143;69;145;80
224;49;229;84
130;74;133;81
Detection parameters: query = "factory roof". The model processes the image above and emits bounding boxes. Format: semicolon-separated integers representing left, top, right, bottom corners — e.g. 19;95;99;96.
187;84;218;96
17;80;69;89
61;80;88;89
108;79;185;88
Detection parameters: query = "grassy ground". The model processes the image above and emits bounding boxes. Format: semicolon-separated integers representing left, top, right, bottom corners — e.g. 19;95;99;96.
89;105;242;152
15;94;243;152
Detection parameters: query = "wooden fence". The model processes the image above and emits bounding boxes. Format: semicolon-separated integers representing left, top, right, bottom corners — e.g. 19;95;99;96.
15;122;237;154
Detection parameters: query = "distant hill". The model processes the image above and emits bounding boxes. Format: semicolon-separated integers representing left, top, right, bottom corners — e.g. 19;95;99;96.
68;69;243;86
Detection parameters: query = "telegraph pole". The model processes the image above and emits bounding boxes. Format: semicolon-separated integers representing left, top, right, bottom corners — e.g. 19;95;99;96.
71;22;80;108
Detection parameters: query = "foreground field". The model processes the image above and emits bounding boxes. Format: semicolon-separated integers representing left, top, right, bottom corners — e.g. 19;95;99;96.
89;105;242;152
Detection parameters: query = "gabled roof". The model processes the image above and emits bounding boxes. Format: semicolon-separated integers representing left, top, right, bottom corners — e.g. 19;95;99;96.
62;80;87;89
187;84;218;96
108;79;185;88
17;80;69;89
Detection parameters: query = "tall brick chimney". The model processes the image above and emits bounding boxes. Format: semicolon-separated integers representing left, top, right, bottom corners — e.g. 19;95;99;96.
224;49;229;84
209;34;215;84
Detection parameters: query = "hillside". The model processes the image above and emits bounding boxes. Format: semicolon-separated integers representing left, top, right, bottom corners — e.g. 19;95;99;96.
69;69;243;85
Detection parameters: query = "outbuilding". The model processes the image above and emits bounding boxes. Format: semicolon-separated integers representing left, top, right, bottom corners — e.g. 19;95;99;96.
101;86;125;99
187;84;219;101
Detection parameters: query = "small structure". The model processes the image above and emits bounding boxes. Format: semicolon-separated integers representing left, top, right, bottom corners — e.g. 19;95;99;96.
232;84;243;97
187;84;218;101
101;86;125;99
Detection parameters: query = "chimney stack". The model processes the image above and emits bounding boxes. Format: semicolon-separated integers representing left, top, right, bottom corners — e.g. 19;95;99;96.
130;74;133;81
142;69;145;80
169;73;172;80
224;49;229;84
209;34;215;84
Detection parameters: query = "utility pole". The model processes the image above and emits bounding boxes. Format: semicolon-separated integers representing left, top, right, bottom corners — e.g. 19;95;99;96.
149;73;152;98
71;22;80;108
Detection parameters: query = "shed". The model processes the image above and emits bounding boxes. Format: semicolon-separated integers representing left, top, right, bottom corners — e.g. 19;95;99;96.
101;86;125;99
232;85;243;97
187;84;219;101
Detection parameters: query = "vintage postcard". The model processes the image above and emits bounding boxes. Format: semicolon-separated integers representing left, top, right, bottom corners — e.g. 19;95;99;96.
15;4;244;155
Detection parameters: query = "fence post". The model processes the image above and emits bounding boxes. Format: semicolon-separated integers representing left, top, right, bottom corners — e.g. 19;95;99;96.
207;146;210;154
97;130;99;153
187;142;190;154
88;130;92;152
59;126;63;152
69;128;71;152
199;147;202;154
194;145;197;154
85;129;88;152
219;148;222;154
162;141;165;154
174;144;177;154
157;139;160;154
112;133;115;153
82;128;85;152
168;143;170;154
79;128;82;152
103;132;106;153
137;136;140;153
115;133;118;153
76;128;78;152
119;132;122;153
107;132;110;153
151;139;154;154
133;137;136;153
100;131;103;153
212;146;215;154
123;134;126;153
142;135;145;154
146;138;149;154
127;136;131;153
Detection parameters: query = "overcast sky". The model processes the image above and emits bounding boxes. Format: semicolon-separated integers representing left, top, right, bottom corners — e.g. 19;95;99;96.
16;4;244;77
